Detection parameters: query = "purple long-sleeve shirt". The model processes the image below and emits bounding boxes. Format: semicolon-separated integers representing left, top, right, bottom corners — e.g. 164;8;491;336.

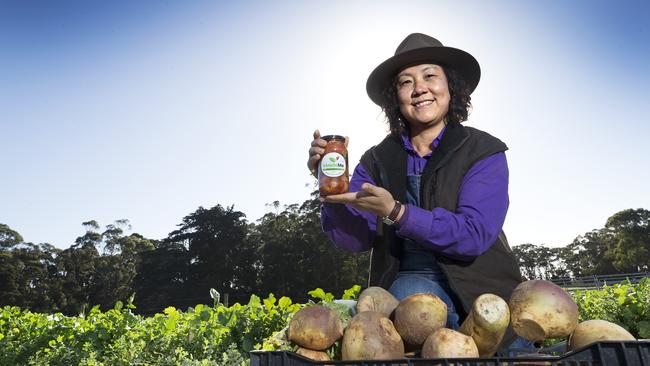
321;128;509;260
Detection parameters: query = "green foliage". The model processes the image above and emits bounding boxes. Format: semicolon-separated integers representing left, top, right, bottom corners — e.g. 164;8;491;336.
563;230;619;277
166;205;258;306
570;278;650;338
0;290;301;365
512;208;650;279
542;279;650;347
0;223;23;249
305;288;355;328
602;208;650;272
512;243;571;280
251;195;369;304
1;196;369;316
1;282;648;364
307;288;335;303
342;285;361;300
0;286;361;364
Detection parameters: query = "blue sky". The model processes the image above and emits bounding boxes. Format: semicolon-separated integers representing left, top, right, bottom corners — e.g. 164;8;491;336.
1;0;649;249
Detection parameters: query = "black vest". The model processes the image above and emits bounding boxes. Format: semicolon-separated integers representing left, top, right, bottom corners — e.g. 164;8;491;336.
359;123;522;348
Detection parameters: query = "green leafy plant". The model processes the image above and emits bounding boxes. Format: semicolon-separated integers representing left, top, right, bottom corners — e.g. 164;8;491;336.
570;278;650;338
0;289;302;365
3;282;646;364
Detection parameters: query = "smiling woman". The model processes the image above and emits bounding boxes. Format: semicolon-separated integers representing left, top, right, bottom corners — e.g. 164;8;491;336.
307;32;532;355
396;64;451;129
383;64;472;156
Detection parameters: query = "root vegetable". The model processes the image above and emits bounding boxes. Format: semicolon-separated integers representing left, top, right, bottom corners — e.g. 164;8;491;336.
296;347;331;362
393;293;447;348
509;280;578;341
421;328;479;358
341;311;404;360
356;286;399;317
288;305;344;350
567;319;635;351
459;293;510;357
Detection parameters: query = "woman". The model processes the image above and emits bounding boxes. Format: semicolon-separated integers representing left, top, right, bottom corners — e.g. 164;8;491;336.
307;33;526;352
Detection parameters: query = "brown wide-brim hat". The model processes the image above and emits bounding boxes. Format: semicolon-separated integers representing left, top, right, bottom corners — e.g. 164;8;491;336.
366;33;481;105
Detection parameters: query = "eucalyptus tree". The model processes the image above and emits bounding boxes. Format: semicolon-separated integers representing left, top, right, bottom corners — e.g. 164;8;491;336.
603;208;650;272
166;204;256;306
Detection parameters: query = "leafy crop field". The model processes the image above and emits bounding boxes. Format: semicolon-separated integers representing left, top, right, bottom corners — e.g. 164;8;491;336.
1;281;648;365
0;292;303;366
571;278;650;339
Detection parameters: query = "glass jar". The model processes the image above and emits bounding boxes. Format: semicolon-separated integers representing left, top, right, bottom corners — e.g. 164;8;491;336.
318;135;349;196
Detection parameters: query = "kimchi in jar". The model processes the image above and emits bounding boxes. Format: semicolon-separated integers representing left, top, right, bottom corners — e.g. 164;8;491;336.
318;135;349;196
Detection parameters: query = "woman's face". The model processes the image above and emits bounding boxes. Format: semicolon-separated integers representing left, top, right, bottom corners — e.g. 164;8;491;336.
396;64;450;128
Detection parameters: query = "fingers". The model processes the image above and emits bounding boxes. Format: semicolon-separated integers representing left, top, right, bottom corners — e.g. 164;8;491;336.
310;130;327;151
321;192;359;204
322;190;385;216
308;129;327;175
308;145;325;156
324;184;379;203
360;183;395;216
307;156;320;176
361;183;381;195
308;144;326;174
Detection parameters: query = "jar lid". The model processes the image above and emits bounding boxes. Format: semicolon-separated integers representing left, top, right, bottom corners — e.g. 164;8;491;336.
322;134;346;142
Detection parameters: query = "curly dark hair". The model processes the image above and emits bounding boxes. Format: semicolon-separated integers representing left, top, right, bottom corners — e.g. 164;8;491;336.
379;66;472;136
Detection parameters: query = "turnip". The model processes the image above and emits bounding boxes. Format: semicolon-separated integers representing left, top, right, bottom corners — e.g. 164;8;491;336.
421;328;479;358
356;286;399;317
288;305;344;350
296;347;331;362
341;311;404;360
567;319;635;351
393;293;447;348
509;280;578;341
459;293;510;357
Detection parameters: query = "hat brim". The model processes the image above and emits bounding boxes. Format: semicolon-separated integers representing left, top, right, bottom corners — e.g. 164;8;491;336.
366;46;481;105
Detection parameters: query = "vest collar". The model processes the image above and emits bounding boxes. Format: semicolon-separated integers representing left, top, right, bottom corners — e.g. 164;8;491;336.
373;123;470;203
422;122;470;177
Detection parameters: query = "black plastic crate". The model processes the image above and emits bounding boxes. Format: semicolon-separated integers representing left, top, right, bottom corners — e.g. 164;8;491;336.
250;340;650;366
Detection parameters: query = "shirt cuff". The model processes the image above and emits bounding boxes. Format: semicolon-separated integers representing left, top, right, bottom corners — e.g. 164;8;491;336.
395;204;432;243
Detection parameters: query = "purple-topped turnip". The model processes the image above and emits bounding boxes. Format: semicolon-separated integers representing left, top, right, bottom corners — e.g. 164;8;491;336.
509;280;578;341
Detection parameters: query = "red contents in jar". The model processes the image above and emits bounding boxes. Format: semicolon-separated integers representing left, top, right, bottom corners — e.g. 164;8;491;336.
318;135;349;196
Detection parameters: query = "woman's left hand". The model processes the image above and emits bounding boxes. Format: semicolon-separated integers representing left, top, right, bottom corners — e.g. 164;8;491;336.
322;183;397;218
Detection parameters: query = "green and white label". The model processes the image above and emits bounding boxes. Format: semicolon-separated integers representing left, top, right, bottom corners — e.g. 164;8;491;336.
320;152;346;177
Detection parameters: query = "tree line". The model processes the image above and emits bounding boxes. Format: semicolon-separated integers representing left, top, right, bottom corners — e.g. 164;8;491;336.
0;193;368;315
1;194;648;315
513;208;649;280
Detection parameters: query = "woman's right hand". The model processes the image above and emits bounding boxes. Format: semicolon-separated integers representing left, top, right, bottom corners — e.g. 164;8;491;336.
307;129;327;178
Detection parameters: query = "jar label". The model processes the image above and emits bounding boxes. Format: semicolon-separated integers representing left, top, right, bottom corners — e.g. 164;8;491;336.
320;152;346;177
